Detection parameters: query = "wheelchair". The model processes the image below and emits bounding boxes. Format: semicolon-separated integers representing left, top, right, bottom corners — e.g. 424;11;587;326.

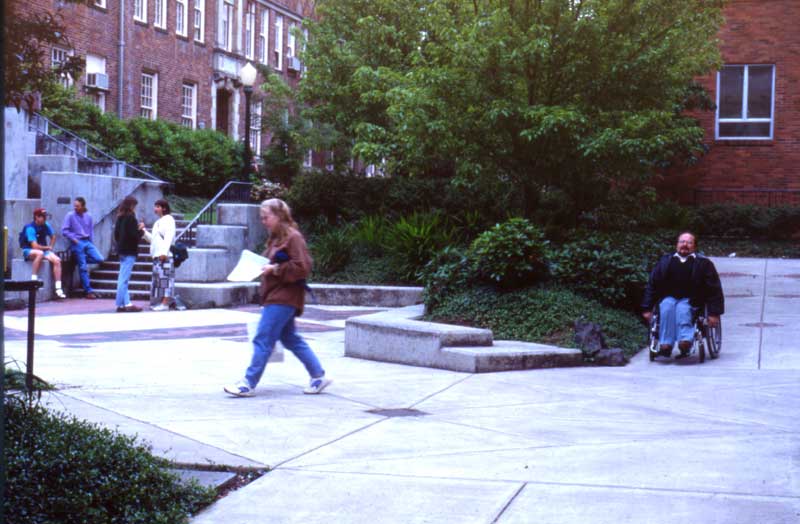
648;305;722;363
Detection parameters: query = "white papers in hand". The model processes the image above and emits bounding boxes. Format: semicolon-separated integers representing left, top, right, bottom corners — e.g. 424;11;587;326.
227;250;270;282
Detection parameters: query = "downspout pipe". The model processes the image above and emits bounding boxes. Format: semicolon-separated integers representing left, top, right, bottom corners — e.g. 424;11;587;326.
118;0;125;117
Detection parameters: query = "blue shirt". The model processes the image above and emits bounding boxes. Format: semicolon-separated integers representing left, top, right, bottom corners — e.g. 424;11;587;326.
25;222;54;249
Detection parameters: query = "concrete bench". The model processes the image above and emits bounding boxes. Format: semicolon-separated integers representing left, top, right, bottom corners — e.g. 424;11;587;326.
9;258;58;302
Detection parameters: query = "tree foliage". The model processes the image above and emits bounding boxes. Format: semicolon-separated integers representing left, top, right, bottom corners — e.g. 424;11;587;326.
3;0;89;109
299;0;725;221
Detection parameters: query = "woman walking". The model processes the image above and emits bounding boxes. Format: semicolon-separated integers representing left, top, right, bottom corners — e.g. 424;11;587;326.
224;198;331;397
113;196;143;312
142;198;176;311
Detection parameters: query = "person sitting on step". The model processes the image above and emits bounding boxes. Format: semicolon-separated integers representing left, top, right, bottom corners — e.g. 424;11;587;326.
20;208;66;299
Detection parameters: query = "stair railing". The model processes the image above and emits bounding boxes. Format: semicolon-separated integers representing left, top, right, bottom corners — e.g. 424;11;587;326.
175;181;253;246
29;112;163;182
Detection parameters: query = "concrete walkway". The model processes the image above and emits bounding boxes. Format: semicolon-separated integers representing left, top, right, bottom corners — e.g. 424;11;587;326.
4;257;799;523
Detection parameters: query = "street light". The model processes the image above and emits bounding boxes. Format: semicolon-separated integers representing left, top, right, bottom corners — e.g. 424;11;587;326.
239;61;258;180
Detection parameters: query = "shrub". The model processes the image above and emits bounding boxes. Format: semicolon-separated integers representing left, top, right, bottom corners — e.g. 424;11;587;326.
468;218;548;290
352;215;390;257
690;203;800;240
549;231;667;310
310;226;354;276
419;246;474;310
4;399;215;524
427;284;646;359
250;178;289;202
383;212;456;282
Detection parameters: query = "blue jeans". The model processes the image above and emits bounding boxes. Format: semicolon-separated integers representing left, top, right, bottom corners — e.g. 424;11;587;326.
658;297;694;346
115;255;137;307
70;240;104;293
245;304;324;388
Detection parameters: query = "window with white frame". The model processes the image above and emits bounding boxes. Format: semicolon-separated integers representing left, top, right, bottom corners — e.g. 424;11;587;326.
258;10;269;64
176;0;188;36
287;22;296;57
181;83;197;128
303;149;313;168
85;54;107;112
51;47;72;87
94;0;107;8
717;64;775;140
219;0;234;51
134;0;147;22
249;101;262;155
140;72;158;119
245;3;255;59
193;0;205;42
273;14;283;69
154;0;166;28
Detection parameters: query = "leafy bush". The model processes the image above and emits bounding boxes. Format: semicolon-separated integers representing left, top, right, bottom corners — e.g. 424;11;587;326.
549;231;667;310
4;399;215;524
689;204;800;240
352;215;390;256
310;226;354;276
468;218;548;290
41;85;243;197
250;178;289;202
427;284;646;359
383;212;456;282
419;246;474;310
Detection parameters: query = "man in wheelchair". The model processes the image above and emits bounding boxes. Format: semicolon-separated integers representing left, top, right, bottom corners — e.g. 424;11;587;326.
641;231;724;359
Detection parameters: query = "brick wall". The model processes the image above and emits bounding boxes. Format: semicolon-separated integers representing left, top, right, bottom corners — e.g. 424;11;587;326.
12;0;307;158
666;0;800;206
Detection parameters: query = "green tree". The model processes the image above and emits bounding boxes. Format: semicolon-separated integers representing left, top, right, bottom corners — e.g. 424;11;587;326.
3;1;88;109
300;0;724;222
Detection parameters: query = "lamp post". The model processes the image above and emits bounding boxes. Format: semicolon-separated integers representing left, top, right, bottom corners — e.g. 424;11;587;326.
239;62;257;180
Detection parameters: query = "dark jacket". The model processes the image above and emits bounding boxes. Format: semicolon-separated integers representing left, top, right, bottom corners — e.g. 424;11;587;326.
259;229;313;315
641;253;724;316
114;214;143;256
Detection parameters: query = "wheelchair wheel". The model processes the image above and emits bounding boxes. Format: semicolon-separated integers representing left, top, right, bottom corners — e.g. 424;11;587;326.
697;339;705;363
707;321;722;359
648;314;659;362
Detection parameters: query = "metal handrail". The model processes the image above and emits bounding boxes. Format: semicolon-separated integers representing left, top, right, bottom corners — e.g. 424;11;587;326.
175;180;253;244
30;112;163;182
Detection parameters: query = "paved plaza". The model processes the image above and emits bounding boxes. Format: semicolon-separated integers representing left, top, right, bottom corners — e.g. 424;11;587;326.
4;257;800;523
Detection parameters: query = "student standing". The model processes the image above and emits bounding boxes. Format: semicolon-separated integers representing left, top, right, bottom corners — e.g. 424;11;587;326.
61;197;104;299
113;196;143;312
224;198;331;397
142;199;176;311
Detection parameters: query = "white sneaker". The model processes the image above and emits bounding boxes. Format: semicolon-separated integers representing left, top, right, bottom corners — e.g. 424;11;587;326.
55;288;66;299
151;303;169;311
224;380;254;397
303;376;332;395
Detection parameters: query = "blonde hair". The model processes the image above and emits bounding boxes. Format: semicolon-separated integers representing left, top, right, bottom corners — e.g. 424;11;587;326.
261;198;299;243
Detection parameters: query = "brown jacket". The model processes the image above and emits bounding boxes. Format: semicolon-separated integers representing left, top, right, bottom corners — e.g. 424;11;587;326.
259;229;313;314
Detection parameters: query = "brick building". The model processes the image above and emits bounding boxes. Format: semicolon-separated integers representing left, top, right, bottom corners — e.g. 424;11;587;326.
666;0;800;206
10;0;313;160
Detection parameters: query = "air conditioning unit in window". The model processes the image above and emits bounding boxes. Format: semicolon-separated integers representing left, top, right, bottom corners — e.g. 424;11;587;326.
86;73;109;90
287;56;302;72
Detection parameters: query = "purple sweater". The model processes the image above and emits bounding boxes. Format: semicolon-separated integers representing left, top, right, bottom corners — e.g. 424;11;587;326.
61;211;94;243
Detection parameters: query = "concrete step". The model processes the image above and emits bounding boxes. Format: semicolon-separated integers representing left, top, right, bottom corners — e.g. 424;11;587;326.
92;270;152;281
100;261;153;272
91;278;151;291
90;288;151;300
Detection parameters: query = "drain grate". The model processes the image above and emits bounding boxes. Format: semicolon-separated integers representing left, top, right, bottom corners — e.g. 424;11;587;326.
367;408;428;418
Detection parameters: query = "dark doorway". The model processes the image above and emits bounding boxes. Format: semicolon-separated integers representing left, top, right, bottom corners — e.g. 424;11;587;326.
216;89;231;135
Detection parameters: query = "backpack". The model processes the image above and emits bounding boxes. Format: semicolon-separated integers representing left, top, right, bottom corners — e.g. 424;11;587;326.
18;223;34;249
170;242;189;268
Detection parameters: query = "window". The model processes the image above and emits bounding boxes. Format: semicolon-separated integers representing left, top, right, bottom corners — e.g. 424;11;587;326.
95;0;107;8
249;101;262;155
51;47;72;87
134;0;147;22
176;0;187;36
245;3;255;59
273;14;283;70
181;83;197;128
154;0;167;29
140;72;158;119
258;10;269;64
303;150;313;168
717;64;775;140
86;54;107;112
219;0;234;51
194;0;205;42
287;22;296;58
